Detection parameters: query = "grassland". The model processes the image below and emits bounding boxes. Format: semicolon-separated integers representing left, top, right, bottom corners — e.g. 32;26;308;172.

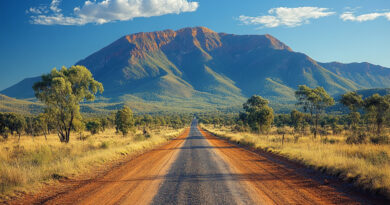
202;125;390;198
0;127;185;200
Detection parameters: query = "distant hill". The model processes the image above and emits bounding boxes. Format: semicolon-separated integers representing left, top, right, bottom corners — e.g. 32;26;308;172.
319;62;390;89
355;88;390;98
0;94;42;114
1;26;390;112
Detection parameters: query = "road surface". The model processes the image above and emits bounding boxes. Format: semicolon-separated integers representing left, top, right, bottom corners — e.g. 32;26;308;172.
15;120;381;204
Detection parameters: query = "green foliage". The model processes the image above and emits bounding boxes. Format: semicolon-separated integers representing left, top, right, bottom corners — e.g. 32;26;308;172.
346;133;368;144
340;92;363;112
363;94;390;135
85;120;101;135
290;110;306;135
100;141;109;149
340;91;364;131
370;135;389;144
0;113;26;139
295;85;335;138
33;65;103;143
241;95;274;133
115;106;134;136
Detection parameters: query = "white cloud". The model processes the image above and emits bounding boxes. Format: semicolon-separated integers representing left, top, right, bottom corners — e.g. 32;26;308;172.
27;6;49;15
239;7;335;28
29;0;199;25
340;11;390;22
50;0;62;13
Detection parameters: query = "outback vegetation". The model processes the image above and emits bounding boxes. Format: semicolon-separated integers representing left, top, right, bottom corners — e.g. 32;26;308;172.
199;86;390;199
0;66;191;199
1;64;390;201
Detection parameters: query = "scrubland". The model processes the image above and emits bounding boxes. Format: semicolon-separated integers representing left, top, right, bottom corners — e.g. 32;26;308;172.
0;127;184;199
202;124;390;198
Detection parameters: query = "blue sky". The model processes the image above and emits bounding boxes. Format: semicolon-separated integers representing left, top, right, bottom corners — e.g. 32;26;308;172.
0;0;389;90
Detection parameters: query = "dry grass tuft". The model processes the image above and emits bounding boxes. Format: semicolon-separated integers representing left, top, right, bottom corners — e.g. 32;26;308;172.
0;127;184;199
203;125;390;198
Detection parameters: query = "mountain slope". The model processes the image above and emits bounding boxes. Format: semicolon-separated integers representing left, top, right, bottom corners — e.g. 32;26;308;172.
2;26;390;111
1;77;40;99
320;62;390;88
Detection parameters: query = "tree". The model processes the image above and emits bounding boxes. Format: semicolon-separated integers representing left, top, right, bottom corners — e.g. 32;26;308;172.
115;106;134;136
142;115;154;127
340;91;363;130
0;113;25;140
86;120;101;135
295;85;335;139
0;113;10;139
33;65;103;143
73;119;85;140
100;118;109;132
363;94;390;135
242;95;274;133
340;92;363;112
37;113;49;140
8;113;25;140
290;109;305;135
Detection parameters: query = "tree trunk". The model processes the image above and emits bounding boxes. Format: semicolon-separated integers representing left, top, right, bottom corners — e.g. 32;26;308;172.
314;114;318;139
377;121;381;136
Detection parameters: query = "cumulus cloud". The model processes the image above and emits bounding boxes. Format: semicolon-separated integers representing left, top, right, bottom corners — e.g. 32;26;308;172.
29;0;199;25
340;11;390;22
239;7;335;28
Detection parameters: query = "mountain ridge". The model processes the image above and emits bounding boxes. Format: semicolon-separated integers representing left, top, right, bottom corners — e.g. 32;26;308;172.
1;26;390;110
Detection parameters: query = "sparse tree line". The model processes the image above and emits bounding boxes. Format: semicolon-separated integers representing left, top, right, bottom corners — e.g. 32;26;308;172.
200;85;390;145
0;65;191;143
0;109;191;141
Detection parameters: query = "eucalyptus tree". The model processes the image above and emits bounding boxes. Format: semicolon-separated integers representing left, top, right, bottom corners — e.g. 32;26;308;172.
242;95;274;133
115;106;134;136
33;65;103;143
295;85;335;139
340;91;363;130
363;94;390;135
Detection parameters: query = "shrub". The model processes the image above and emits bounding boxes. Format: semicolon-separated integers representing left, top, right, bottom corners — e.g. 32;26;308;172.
100;141;109;149
134;134;146;141
370;135;390;144
86;120;101;135
346;133;367;144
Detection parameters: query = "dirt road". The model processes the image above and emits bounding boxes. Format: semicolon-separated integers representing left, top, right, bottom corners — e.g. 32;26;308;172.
15;120;382;204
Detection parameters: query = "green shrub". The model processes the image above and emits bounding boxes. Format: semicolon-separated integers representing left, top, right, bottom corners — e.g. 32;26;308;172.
86;120;101;135
370;135;390;144
100;141;109;149
346;133;367;144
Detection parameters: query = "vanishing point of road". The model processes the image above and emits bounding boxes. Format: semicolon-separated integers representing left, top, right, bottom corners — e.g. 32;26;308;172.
15;120;384;205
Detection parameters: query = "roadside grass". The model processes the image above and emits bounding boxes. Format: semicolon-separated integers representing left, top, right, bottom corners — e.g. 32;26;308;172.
0;127;184;199
202;125;390;198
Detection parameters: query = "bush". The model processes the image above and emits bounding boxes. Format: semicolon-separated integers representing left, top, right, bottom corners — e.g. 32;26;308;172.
100;141;109;149
370;135;390;144
322;137;338;144
346;133;367;144
231;124;247;132
294;135;300;143
86;120;101;135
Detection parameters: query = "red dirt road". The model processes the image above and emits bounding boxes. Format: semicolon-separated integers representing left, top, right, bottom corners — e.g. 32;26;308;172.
199;128;368;204
10;121;384;204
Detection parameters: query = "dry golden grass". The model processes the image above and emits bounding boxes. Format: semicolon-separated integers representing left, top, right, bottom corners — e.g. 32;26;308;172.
203;124;390;198
0;127;184;199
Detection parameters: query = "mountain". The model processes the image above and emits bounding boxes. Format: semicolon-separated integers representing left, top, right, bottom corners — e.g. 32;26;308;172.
319;62;390;89
0;94;42;114
2;26;390;111
355;88;390;98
